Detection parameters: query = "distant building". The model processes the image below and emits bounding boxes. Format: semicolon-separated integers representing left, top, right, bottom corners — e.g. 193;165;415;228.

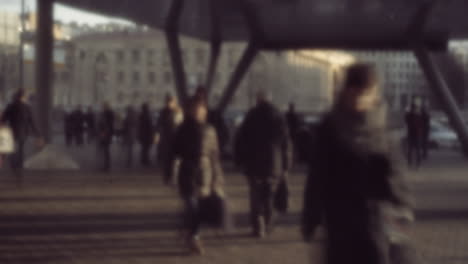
68;28;339;113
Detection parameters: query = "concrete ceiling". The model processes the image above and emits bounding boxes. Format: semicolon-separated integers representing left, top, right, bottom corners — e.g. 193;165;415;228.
55;0;468;51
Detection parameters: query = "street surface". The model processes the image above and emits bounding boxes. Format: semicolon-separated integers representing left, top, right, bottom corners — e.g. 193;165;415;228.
0;143;467;264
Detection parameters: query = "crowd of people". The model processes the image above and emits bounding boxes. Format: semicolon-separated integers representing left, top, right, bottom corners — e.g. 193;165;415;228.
0;63;414;263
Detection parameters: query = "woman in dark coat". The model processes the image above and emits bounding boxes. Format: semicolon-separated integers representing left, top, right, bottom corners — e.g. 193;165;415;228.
302;63;410;264
138;103;154;167
172;97;224;255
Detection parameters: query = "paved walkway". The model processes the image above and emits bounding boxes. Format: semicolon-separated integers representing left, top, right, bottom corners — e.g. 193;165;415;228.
0;149;467;264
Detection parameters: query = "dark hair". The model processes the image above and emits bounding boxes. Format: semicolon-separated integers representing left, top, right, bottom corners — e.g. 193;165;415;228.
344;63;377;92
14;89;25;101
187;94;207;118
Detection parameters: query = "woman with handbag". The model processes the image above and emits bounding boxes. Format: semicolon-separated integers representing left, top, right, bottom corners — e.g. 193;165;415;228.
172;96;225;255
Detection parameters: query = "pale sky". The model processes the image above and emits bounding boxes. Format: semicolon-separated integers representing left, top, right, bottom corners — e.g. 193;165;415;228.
0;0;131;25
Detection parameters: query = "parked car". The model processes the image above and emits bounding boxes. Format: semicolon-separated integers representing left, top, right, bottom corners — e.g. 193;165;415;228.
400;120;460;150
429;121;460;149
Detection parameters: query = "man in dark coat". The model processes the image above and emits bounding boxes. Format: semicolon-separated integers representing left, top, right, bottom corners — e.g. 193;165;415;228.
155;95;182;183
302;64;410;264
96;103;114;172
138;103;154;167
64;109;73;147
122;105;137;168
71;106;85;146
421;99;430;160
84;106;96;144
405;96;425;168
285;102;302;162
235;91;292;238
1;89;41;175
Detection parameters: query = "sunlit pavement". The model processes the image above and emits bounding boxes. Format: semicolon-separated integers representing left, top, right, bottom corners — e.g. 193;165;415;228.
0;149;467;264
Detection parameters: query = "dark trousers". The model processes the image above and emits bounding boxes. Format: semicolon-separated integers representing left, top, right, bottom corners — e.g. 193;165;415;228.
140;143;151;166
248;179;276;233
161;155;174;184
407;138;422;168
422;136;429;159
124;142;134;168
10;139;26;177
183;196;201;238
86;130;95;144
75;131;84;146
65;132;72;147
98;142;111;171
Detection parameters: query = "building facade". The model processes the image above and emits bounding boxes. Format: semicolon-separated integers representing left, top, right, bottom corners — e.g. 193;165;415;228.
68;29;337;113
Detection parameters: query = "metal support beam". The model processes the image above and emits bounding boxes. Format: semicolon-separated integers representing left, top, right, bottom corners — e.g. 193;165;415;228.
165;0;188;105
35;0;54;142
205;39;221;97
414;47;468;156
217;43;258;113
205;0;222;96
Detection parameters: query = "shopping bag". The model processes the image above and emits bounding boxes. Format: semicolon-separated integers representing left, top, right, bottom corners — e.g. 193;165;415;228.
0;126;15;154
274;178;289;213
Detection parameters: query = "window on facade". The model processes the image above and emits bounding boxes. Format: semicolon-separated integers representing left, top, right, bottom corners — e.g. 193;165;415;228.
117;71;124;83
147;49;154;66
148;72;156;84
133;71;140;84
164;72;172;84
132;49;140;64
79;50;86;60
116;50;124;62
401;93;408;109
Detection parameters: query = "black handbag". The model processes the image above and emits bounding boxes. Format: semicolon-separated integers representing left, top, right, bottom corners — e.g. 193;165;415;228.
199;192;228;228
274;178;289;213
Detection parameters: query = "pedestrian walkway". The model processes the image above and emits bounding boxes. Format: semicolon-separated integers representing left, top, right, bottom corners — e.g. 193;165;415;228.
0;150;466;264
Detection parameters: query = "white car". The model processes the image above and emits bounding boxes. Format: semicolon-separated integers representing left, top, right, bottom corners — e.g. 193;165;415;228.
398;120;460;150
429;121;460;149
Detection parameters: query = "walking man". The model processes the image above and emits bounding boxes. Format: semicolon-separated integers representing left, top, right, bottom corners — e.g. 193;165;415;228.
235;91;292;238
97;103;114;172
1;89;42;179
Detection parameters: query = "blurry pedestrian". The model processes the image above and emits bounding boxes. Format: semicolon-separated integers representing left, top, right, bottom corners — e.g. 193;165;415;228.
208;109;229;159
64;108;73;147
285;102;301;162
71;106;85;146
122;105;137;168
302;63;411;264
421;99;430;160
172;96;225;255
138;103;154;167
405;96;425;168
155;94;183;183
1;89;42;178
96;103;114;172
84;106;96;144
234;90;292;238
